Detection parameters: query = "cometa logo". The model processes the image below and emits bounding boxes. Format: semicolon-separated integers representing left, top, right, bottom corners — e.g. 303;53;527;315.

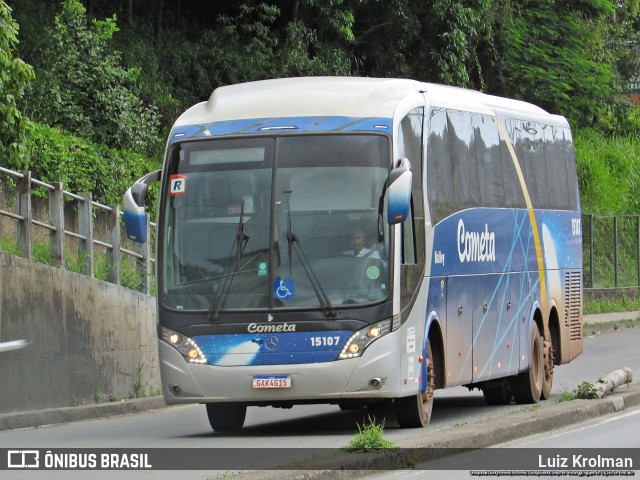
457;219;496;263
247;323;296;333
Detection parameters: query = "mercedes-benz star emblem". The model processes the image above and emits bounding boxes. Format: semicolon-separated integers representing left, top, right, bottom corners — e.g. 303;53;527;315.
264;336;279;351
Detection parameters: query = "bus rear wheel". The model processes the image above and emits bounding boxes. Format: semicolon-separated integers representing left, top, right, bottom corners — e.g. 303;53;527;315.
396;341;434;428
206;403;246;432
541;337;554;400
510;323;544;404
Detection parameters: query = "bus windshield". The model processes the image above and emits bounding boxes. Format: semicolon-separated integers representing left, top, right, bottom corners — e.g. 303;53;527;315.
160;134;391;313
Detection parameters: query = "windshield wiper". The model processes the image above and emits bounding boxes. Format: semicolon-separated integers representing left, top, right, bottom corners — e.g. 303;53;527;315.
284;191;336;318
209;200;249;320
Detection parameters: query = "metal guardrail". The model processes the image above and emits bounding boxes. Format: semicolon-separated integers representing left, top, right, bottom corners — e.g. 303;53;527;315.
0;166;155;294
582;213;640;290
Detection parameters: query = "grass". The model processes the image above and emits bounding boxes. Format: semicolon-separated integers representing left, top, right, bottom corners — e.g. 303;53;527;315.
134;362;146;398
1;235;149;293
557;381;600;402
342;416;399;452
0;237;20;256
517;404;541;413
94;387;104;404
583;293;640;314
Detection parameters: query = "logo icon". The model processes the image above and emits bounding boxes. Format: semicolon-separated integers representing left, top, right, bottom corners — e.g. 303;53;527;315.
263;336;279;351
8;450;39;468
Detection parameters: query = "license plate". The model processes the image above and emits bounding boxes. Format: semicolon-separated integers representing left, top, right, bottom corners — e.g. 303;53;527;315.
252;375;291;389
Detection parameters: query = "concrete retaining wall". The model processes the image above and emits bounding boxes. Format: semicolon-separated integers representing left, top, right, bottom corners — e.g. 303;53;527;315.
0;253;159;413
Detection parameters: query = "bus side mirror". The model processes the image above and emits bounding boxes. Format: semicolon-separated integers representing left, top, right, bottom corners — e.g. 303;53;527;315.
387;158;412;225
123;169;161;243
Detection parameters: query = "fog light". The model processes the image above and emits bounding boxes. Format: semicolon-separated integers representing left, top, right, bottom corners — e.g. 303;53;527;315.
348;344;360;354
187;348;199;360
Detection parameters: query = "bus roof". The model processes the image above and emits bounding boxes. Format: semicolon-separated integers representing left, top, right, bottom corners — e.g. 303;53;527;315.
174;77;568;128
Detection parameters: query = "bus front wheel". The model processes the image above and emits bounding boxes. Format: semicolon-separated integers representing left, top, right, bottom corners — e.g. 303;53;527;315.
509;323;544;404
206;403;247;432
395;340;434;428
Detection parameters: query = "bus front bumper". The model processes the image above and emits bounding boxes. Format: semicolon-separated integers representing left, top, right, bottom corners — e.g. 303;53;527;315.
158;333;406;405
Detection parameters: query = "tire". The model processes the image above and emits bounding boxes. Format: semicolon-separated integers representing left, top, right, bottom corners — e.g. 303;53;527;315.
509;322;544;404
482;382;513;405
541;336;554;400
206;403;246;432
395;340;434;428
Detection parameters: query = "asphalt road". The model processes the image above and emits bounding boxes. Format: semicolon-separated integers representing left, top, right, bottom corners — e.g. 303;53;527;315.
0;324;638;480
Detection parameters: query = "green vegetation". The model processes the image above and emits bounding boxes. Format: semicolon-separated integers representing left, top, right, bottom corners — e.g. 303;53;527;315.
1;0;639;207
577;130;640;290
343;416;399;452
584;293;640;314
93;386;103;404
517;404;541;413
577;129;640;215
557;390;577;403
0;235;146;291
24;0;160;156
559;381;601;401
561;381;601;401
0;237;20;256
24;123;160;206
0;1;34;167
134;362;146;398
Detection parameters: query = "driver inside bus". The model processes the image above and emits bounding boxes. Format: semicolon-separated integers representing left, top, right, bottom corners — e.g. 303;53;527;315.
346;226;381;259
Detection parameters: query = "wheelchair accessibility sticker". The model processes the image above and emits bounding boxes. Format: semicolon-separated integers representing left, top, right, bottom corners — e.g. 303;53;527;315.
274;278;295;300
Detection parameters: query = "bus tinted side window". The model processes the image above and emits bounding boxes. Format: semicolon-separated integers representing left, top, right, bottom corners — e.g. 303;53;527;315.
427;109;527;224
500;119;527;209
474;114;505;208
426;108;454;224
448;110;480;212
545;125;570;209
508;119;578;211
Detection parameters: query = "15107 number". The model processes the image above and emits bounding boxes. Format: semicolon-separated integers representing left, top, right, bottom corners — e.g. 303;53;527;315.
310;336;341;347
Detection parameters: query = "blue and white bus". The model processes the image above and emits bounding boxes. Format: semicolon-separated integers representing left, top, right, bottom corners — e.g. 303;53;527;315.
124;77;583;431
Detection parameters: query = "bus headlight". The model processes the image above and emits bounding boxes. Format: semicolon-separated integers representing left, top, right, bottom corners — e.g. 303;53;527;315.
160;326;207;364
338;319;392;359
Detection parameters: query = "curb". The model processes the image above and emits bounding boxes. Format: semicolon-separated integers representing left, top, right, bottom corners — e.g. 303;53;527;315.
0;396;166;432
231;384;640;480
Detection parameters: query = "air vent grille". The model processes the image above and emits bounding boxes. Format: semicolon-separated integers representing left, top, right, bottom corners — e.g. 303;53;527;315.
564;271;582;341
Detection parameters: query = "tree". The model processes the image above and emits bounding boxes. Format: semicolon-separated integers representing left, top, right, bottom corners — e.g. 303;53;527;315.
485;0;617;125
23;0;160;155
0;1;34;169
